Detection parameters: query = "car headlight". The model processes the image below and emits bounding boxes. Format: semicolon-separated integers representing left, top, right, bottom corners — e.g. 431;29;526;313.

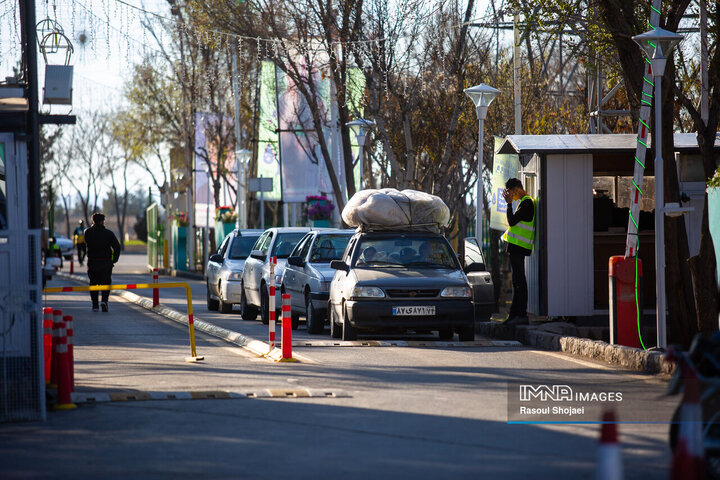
228;271;243;281
440;286;471;298
352;286;385;298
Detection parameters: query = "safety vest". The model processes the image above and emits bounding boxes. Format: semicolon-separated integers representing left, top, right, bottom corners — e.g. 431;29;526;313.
74;227;85;245
502;195;535;251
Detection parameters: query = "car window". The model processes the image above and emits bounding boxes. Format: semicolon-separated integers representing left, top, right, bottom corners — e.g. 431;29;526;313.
260;232;274;255
343;238;357;264
270;233;306;259
218;236;230;257
355;236;459;269
253;232;268;252
295;234;312;260
229;235;260;260
309;234;351;263
464;239;485;266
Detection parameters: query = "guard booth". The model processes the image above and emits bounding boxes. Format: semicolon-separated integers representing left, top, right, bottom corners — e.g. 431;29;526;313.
0;98;45;422
495;133;718;324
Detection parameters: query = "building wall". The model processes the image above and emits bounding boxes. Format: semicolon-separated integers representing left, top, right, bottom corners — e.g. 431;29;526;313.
545;154;594;317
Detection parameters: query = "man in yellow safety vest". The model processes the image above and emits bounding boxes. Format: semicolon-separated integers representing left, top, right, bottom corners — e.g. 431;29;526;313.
73;219;87;265
501;178;535;325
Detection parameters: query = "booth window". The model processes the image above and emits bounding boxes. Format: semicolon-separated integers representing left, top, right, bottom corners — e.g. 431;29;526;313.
592;176;655;232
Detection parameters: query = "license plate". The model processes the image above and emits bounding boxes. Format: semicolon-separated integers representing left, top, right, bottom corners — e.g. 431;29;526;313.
392;306;435;316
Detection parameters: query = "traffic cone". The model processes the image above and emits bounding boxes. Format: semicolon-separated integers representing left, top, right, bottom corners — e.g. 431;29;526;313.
64;315;74;392
42;307;53;384
49;309;62;388
670;366;705;479
596;410;622;480
53;316;76;410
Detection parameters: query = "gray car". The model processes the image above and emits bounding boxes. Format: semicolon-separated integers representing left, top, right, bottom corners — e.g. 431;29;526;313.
328;230;475;341
206;229;263;313
281;229;354;334
240;227;312;326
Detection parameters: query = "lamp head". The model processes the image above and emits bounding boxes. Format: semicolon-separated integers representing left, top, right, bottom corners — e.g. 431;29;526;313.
464;83;501;109
346;118;375;147
632;26;684;61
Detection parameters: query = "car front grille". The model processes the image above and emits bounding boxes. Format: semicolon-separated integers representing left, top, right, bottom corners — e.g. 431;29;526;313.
385;289;439;298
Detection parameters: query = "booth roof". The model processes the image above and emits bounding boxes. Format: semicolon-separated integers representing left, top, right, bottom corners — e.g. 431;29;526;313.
496;133;720;155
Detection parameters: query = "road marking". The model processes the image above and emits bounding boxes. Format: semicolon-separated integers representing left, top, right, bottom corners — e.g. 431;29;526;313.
72;388;351;404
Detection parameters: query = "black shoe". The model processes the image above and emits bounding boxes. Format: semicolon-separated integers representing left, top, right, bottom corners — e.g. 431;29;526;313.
92;305;99;312
503;315;529;325
101;302;108;312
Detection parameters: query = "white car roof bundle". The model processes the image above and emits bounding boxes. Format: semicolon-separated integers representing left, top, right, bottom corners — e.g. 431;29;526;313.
342;189;451;233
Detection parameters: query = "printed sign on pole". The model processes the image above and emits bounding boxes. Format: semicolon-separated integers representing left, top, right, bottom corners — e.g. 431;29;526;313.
489;136;520;232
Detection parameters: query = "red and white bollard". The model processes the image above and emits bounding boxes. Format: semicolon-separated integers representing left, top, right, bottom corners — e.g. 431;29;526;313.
64;315;74;392
53;315;75;410
50;309;62;388
596;410;623;480
671;366;705;480
281;293;294;361
43;307;53;384
268;257;277;350
152;268;159;307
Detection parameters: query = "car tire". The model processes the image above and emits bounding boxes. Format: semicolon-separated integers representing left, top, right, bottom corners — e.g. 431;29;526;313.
306;294;324;334
219;283;233;314
260;286;270;325
330;303;342;339
240;284;258;320
291;312;300;330
341;305;357;341
458;325;475;342
438;328;454;340
206;283;219;311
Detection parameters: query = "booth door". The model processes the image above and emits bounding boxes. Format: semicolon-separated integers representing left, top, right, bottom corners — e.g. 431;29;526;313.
521;168;541;316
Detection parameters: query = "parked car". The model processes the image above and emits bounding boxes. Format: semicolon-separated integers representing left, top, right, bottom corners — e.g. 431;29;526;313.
206;229;263;313
240;227;313;325
328;230;475;341
462;237;495;322
54;234;74;260
281;229;354;334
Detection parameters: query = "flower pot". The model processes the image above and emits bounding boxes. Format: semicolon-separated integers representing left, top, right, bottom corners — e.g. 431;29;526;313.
215;221;235;248
312;219;330;228
172;224;187;271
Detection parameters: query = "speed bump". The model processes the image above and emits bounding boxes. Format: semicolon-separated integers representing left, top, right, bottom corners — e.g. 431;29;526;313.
71;389;351;404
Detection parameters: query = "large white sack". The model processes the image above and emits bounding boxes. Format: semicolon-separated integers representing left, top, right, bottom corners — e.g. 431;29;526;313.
342;188;450;231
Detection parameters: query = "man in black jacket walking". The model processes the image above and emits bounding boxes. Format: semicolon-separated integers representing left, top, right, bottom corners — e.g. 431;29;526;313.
84;212;121;312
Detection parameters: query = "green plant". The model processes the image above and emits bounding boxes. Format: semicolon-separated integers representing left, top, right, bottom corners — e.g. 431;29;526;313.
173;212;189;227
215;206;237;223
708;166;720;188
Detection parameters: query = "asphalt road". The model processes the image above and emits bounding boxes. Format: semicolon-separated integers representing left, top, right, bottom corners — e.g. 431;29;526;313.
5;252;677;479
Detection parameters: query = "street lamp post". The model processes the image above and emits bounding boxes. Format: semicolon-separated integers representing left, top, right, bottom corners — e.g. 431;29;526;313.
464;83;501;249
346;119;375;191
235;149;251;229
632;27;684;350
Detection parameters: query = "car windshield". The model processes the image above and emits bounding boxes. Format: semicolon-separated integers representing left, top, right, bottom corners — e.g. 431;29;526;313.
228;236;259;260
355;236;458;269
271;233;307;259
309;234;351;263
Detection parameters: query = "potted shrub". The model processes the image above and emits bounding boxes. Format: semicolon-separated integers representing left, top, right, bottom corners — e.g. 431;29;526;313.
306;195;335;227
215;206;237;247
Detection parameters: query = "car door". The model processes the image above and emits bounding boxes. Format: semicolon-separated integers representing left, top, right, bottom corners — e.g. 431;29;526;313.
330;236;357;314
291;234;314;309
208;236;230;296
244;231;269;305
463;238;494;320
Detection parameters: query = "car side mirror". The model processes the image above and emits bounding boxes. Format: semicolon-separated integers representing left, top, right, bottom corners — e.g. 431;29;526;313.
330;260;349;272
465;262;486;273
250;249;265;260
209;254;223;263
287;256;304;268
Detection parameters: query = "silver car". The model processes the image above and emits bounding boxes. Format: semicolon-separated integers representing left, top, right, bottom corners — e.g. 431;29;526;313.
281;230;354;334
55;234;74;260
206;229;263;313
240;227;312;326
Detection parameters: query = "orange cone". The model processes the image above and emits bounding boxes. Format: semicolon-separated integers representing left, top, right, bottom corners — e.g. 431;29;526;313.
43;307;53;384
53;316;75;410
596;410;622;480
49;309;62;388
64;315;74;392
671;366;704;479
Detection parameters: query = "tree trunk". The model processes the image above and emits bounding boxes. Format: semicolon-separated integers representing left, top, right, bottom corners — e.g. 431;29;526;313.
688;195;719;337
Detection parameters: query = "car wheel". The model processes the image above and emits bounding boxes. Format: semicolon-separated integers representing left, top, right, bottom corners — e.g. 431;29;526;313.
206;283;219;311
438;328;454;340
458;325;475;342
240;284;258;320
341;304;357;341
260;285;270;325
291;312;300;330
330;303;342;339
306;294;324;335
219;282;233;314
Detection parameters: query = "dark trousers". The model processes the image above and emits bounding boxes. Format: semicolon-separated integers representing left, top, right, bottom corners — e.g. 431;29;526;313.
76;243;86;264
88;260;113;306
509;250;528;318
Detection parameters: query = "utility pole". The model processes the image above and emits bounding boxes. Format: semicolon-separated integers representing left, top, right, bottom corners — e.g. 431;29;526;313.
232;42;247;229
22;0;41;231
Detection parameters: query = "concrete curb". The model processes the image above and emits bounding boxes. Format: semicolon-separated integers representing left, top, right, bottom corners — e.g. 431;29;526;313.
54;272;273;358
476;321;674;375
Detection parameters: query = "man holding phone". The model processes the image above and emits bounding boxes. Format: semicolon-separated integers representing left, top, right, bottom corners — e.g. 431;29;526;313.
501;178;535;325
